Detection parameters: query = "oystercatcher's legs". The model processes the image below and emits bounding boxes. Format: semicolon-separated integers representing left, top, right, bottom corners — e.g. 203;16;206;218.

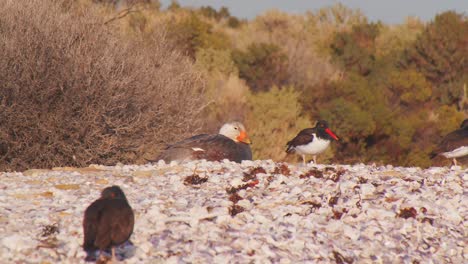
98;250;107;262
452;158;458;166
302;155;306;166
112;247;117;263
313;155;317;164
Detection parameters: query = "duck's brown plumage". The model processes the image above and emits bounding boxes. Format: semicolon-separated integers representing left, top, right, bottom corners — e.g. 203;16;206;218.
83;186;134;261
157;134;252;163
155;122;252;163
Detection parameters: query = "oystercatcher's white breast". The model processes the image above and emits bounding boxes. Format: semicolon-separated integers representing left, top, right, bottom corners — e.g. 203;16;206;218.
441;146;468;158
294;134;330;155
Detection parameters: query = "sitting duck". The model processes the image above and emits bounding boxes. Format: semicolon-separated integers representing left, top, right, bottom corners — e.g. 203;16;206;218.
155;121;252;163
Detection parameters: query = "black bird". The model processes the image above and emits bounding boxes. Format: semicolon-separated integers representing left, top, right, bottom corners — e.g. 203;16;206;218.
83;186;134;262
286;120;339;165
430;119;468;166
154;122;252;163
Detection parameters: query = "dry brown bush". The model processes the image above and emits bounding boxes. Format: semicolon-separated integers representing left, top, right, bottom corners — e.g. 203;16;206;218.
0;0;205;171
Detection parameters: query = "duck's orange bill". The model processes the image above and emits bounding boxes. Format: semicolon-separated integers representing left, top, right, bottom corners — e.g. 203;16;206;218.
325;128;339;141
237;130;252;144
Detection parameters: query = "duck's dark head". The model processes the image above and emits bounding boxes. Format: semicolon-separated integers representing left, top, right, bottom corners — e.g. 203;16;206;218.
101;185;128;200
460;119;468;129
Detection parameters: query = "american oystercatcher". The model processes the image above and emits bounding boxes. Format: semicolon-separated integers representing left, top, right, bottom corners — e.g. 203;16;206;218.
430;119;468;166
154;121;252;163
83;186;134;262
286;120;339;165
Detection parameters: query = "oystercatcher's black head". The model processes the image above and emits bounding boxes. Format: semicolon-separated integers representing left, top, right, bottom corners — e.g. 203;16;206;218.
101;185;127;200
460;119;468;129
315;120;339;141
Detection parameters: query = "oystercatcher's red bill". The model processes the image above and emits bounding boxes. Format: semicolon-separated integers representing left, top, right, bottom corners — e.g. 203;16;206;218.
325;128;339;141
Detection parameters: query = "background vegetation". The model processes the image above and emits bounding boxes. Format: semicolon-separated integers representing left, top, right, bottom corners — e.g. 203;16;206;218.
0;0;466;170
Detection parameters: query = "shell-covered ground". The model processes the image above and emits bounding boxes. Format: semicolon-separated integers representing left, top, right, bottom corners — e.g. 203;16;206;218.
0;160;466;263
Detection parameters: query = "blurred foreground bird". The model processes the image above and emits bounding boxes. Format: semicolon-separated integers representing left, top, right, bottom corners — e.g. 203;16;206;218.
286;120;339;165
154;121;252;163
83;186;134;262
430;119;468;166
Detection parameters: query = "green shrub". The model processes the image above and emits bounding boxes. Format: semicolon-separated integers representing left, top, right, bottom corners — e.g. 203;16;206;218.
320;98;376;139
330;22;380;76
198;6;230;21
245;86;312;161
434;106;466;136
227;17;241;28
375;18;423;58
195;48;238;76
402;11;468;106
166;13;230;59
385;68;432;105
232;43;289;92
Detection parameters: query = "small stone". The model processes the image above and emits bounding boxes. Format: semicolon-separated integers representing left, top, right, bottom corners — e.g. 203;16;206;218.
22;169;50;177
95;179;109;185
343;224;360;241
54;184;80;190
40;191;54;198
360;183;376;198
133;171;153;178
2;234;35;251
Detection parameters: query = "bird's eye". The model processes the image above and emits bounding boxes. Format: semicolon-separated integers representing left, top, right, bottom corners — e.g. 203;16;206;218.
234;126;238;130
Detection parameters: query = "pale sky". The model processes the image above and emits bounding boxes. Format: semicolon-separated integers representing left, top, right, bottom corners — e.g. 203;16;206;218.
160;0;468;24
